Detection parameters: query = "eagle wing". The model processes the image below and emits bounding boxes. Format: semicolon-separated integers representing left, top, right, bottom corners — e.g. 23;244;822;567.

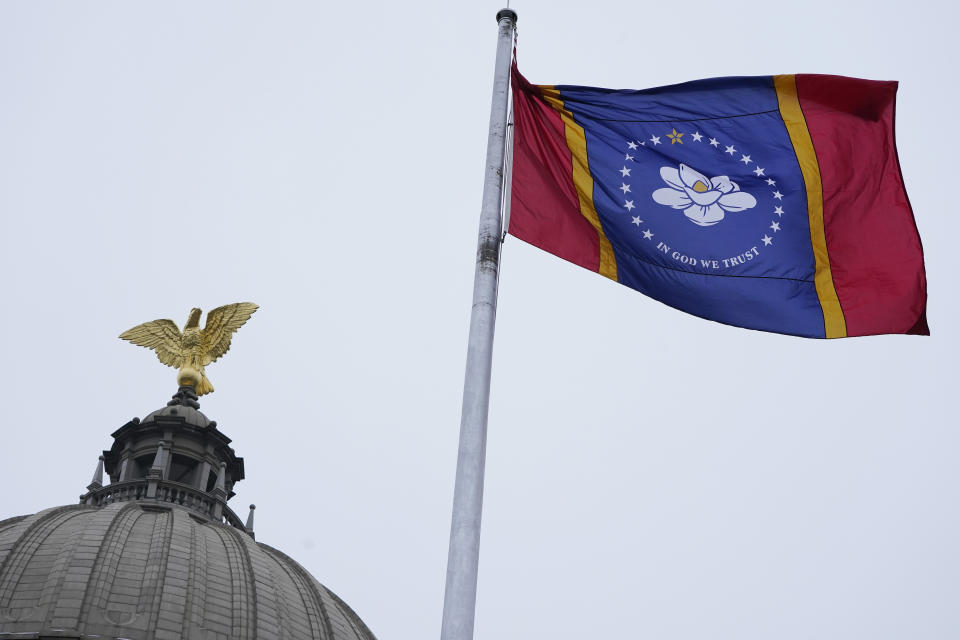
201;302;259;365
119;319;185;368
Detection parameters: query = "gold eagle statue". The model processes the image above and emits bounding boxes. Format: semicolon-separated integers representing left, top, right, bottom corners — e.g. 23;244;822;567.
120;302;259;396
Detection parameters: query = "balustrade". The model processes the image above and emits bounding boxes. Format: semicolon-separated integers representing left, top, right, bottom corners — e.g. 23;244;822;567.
81;479;247;533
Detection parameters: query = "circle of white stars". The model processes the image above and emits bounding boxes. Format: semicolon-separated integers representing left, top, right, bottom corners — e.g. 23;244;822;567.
617;129;787;251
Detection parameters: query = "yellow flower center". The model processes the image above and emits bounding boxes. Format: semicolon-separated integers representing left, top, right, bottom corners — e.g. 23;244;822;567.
692;180;709;193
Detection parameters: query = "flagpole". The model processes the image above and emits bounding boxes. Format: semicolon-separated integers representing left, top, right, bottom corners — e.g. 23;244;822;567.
440;8;517;640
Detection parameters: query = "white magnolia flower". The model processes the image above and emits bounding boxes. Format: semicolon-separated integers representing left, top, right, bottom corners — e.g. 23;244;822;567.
652;164;757;226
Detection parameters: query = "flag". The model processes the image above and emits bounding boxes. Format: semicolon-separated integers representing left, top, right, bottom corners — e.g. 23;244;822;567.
509;65;928;338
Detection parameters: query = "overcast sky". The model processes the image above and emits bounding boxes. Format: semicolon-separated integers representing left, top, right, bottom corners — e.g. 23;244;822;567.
1;1;957;639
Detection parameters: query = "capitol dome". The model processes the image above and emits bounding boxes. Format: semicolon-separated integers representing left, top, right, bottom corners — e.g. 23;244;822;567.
0;387;376;640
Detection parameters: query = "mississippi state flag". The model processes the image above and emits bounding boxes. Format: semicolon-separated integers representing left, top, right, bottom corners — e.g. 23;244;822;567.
509;64;928;338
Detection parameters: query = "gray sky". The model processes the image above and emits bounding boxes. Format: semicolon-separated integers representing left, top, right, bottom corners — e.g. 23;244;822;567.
1;1;957;638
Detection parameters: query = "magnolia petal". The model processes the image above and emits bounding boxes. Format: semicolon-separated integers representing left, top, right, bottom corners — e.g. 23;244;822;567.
659;167;684;190
653;188;691;209
684;203;725;226
683;185;723;206
679;163;710;189
710;175;737;194
717;191;758;212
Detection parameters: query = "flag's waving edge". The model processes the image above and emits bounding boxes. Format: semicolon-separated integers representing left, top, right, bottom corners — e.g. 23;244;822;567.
789;74;928;337
508;64;928;338
773;74;846;338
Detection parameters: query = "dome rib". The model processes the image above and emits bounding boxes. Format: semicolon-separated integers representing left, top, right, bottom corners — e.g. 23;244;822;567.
199;519;238;638
46;505;126;629
78;502;143;621
185;511;207;634
323;582;376;640
261;543;376;640
209;517;257;639
0;506;92;612
140;505;174;635
103;505;162;631
153;504;195;639
262;545;332;640
38;512;86;619
241;532;291;638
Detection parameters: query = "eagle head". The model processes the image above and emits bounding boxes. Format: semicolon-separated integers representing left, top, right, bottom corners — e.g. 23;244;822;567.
185;308;203;329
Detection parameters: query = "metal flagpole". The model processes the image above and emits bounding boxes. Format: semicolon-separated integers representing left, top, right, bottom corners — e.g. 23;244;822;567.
440;8;517;640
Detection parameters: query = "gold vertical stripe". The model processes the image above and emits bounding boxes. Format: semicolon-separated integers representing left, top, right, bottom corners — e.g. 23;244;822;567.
773;75;847;338
539;87;618;280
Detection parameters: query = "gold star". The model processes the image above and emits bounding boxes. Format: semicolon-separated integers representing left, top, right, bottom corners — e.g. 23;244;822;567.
667;128;684;144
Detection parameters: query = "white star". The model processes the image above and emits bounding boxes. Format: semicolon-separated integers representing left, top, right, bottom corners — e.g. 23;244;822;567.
773;190;783;200
625;153;634;161
740;154;752;164
691;131;703;142
770;221;781;232
709;138;719;147
753;166;765;176
774;206;784;216
766;178;776;186
640;140;646;146
632;216;643;226
761;235;773;246
725;145;736;155
642;229;654;239
620;166;631;177
619;183;631;194
624;200;635;211
650;135;661;145
627;141;638;150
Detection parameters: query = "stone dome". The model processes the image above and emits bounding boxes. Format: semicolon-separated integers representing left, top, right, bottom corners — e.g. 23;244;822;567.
0;502;375;640
0;386;376;640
